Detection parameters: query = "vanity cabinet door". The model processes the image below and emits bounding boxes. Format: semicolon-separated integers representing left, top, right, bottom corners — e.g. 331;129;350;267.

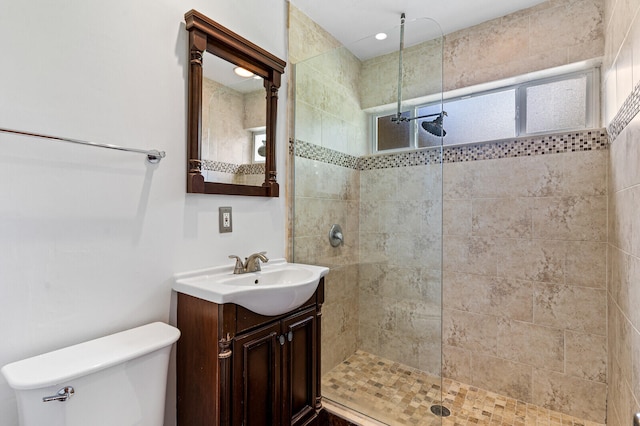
282;307;318;426
232;322;282;426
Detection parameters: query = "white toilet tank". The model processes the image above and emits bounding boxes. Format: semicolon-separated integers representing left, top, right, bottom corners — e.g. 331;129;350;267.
1;322;180;426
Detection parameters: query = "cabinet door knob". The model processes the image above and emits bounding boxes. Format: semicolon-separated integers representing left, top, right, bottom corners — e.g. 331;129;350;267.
279;335;285;346
287;331;293;342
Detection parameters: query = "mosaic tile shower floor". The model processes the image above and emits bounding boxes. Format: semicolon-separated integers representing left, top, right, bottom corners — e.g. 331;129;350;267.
322;350;604;426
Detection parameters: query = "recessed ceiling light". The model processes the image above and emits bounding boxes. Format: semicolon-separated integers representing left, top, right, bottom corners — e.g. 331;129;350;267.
375;33;387;40
234;67;254;78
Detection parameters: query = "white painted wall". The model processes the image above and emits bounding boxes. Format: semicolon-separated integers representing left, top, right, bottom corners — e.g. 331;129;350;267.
0;1;288;424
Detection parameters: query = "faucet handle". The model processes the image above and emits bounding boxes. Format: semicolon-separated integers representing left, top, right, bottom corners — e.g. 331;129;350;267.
245;252;268;272
228;255;245;274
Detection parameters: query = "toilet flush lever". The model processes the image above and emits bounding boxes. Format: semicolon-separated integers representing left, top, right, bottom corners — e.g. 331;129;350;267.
43;386;75;403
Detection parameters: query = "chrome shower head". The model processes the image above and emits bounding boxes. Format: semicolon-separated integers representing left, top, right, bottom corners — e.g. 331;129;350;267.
421;112;446;137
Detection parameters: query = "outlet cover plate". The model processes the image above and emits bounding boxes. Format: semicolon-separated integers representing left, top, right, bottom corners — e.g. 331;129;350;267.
219;207;232;233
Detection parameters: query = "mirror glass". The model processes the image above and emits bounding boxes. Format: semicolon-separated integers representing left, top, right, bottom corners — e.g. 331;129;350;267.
185;9;285;196
201;52;267;186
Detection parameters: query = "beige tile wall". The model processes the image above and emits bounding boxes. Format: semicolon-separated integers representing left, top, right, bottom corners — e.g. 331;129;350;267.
441;151;608;423
444;0;604;92
291;6;367;375
358;164;443;376
202;77;252;165
360;39;443;110
359;0;604;110
201;78;266;185
293;156;360;374
295;46;368;157
288;5;341;66
234;173;264;186
202;170;264;185
243;89;266;130
604;0;640;425
286;4;344;261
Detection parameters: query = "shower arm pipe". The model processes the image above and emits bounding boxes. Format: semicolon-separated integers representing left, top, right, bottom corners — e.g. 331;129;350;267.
392;13;447;125
405;111;447;122
391;111;447;123
395;12;406;122
0;127;166;164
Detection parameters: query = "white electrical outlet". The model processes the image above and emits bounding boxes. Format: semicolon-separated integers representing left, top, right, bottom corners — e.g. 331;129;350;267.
219;207;232;233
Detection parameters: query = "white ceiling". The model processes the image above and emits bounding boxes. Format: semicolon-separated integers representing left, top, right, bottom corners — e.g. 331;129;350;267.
291;0;547;59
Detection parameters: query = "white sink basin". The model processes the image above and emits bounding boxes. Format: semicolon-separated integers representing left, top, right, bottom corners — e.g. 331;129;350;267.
173;259;329;316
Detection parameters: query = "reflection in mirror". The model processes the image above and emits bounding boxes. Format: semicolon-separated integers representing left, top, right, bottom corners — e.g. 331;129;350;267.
184;9;285;197
201;52;266;186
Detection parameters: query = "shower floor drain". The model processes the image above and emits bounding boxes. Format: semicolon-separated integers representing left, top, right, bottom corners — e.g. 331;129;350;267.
430;405;451;417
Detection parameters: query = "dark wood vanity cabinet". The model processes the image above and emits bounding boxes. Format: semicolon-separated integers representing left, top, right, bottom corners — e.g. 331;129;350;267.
176;279;324;426
232;308;317;426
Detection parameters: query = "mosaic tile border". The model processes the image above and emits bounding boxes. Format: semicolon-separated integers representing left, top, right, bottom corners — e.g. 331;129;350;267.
608;79;640;141
358;149;442;170
292;140;360;169
293;129;609;171
442;130;608;163
202;159;265;175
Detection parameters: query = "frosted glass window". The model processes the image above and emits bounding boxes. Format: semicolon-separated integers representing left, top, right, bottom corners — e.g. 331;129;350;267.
377;111;411;151
418;90;516;146
253;131;266;163
372;69;596;152
525;76;586;133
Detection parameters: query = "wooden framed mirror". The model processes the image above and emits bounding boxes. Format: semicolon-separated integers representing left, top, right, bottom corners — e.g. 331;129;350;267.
185;10;286;196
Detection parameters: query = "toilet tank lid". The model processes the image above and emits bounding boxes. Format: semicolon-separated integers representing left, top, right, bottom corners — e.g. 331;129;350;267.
1;322;180;390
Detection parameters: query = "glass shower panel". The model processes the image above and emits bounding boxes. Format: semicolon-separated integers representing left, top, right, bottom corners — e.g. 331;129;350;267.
293;44;363;379
293;14;444;426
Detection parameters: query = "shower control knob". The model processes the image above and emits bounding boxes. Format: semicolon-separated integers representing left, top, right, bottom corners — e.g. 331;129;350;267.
329;224;344;247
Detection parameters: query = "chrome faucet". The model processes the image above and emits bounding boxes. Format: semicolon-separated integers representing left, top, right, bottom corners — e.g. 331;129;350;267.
228;252;269;274
245;252;268;272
